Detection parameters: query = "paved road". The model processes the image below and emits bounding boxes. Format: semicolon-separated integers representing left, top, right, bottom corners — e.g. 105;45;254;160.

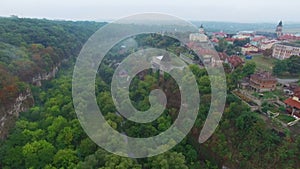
276;78;299;84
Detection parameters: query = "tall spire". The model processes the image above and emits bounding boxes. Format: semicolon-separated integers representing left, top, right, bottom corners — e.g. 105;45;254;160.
199;24;205;34
276;21;283;38
278;21;283;27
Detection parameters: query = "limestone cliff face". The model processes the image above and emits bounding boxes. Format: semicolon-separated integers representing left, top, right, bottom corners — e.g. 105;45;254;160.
0;89;34;139
32;65;59;86
0;65;59;139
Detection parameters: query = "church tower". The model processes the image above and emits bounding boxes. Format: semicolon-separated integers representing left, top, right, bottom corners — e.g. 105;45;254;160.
199;24;205;34
276;21;283;38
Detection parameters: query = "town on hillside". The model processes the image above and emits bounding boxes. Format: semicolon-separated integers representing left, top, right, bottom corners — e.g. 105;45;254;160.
188;21;300;135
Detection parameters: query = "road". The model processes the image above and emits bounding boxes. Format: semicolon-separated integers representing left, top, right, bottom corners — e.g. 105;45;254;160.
276;78;299;85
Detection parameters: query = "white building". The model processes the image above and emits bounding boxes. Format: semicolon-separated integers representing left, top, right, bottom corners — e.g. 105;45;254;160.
272;43;300;60
189;25;208;42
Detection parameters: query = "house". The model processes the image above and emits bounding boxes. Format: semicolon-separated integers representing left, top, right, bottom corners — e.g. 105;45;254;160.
272;42;300;60
202;55;212;64
218;52;229;61
211;38;219;44
249;71;277;92
227;55;244;69
241;44;259;55
284;91;300;118
250;36;267;47
259;40;278;50
151;53;171;71
225;38;235;45
187;41;219;65
213;31;227;39
234;31;254;39
278;34;300;41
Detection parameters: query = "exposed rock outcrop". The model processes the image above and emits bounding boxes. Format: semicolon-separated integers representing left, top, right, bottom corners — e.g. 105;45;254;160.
32;66;59;86
0;88;34;139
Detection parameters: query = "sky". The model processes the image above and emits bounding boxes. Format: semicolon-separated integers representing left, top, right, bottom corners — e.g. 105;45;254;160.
1;0;300;23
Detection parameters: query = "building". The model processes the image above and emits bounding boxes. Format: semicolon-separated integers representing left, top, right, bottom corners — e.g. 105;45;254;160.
227;55;244;70
272;42;300;60
189;33;208;42
189;25;208;42
250;36;267;47
278;34;300;41
256;31;277;39
151;53;172;71
187;41;219;65
218;52;229;61
249;71;277;92
241;44;259;55
212;31;227;39
284;91;300;118
202;55;212;64
259;40;278;50
276;21;283;38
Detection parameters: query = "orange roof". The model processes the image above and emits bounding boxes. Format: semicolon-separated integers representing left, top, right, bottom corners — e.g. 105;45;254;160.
284;98;300;109
228;56;244;68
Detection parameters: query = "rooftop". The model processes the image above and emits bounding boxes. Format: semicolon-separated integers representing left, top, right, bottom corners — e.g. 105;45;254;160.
285;98;300;110
277;42;300;48
228;56;244;68
250;71;277;81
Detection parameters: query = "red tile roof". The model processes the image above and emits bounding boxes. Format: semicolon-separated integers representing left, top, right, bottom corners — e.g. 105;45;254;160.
187;42;218;57
279;34;300;41
284;98;300;109
243;43;258;48
228;56;244;68
218;52;228;61
225;38;235;42
213;32;227;37
252;36;266;42
211;38;219;43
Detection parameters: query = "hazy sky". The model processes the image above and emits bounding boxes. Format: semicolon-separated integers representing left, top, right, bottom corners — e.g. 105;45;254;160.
1;0;299;23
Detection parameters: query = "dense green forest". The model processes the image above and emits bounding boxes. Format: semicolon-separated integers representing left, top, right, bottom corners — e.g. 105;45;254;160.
273;55;300;77
0;17;103;94
0;17;104;138
1;17;300;169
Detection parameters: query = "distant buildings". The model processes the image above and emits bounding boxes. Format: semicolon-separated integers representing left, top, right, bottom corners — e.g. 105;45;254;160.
272;42;300;60
278;34;300;41
249;71;277;92
189;25;209;42
241;44;259;55
259;39;278;50
188;25;220;66
227;55;244;69
212;31;227;39
233;31;254;39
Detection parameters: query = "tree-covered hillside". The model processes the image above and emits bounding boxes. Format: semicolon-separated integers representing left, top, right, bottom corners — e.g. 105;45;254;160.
0;17;105;138
1;17;300;169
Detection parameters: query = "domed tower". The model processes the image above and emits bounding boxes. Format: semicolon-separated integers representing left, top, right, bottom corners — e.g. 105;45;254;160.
199;24;205;34
276;21;283;38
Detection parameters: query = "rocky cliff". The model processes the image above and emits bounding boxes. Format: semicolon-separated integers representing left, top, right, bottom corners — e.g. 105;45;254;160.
0;89;34;139
0;65;59;139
